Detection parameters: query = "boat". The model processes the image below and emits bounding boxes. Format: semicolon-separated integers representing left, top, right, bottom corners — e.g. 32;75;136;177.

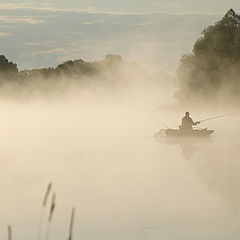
154;128;214;138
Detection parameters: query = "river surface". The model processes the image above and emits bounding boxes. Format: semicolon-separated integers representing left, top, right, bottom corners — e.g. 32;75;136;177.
0;128;240;240
0;101;239;240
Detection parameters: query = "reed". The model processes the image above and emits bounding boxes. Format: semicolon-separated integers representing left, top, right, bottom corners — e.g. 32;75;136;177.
7;225;12;240
68;208;76;240
45;193;56;240
37;182;52;240
48;193;56;222
42;183;52;207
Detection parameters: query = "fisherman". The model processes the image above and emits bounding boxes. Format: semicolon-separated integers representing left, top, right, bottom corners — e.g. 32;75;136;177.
180;112;200;130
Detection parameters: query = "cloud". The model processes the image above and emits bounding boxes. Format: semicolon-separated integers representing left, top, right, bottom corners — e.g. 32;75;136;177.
0;32;10;37
138;21;153;26
30;47;76;56
0;4;145;15
0;3;226;16
152;2;225;15
42;2;55;7
27;47;83;65
24;40;57;47
0;25;15;29
164;3;186;8
170;11;225;16
153;2;187;9
0;15;45;24
0;3;33;9
83;19;104;25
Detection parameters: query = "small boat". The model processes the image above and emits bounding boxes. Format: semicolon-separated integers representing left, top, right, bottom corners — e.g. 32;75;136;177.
154;128;214;138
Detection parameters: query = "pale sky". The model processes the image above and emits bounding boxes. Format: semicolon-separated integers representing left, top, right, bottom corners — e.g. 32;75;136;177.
3;0;239;13
0;1;238;72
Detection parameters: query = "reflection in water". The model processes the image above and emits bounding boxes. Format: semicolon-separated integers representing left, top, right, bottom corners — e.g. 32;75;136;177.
155;135;240;211
191;138;240;210
0;128;239;239
154;135;213;160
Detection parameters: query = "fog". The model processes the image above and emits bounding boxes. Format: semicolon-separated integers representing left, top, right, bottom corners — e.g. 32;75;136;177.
0;54;240;240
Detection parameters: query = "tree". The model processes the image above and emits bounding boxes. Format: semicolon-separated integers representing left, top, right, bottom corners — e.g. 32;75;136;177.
175;9;240;105
0;55;18;82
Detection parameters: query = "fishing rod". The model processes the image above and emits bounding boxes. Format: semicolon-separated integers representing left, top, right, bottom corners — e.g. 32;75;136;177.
198;114;240;123
150;115;170;129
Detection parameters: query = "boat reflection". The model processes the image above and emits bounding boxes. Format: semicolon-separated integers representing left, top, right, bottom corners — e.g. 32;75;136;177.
154;134;213;160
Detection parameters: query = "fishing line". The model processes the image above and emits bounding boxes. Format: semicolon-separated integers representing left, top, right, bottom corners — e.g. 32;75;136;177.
150;115;170;129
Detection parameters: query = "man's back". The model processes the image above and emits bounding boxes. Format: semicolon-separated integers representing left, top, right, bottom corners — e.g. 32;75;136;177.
180;112;200;130
181;116;194;130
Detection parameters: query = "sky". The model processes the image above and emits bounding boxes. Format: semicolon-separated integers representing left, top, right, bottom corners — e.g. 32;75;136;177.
0;1;239;72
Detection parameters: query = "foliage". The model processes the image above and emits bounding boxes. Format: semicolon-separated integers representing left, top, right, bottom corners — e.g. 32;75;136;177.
0;54;149;98
175;9;240;104
0;55;18;82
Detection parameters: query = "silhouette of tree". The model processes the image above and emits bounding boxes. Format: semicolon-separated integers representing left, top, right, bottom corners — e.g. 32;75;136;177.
175;9;240;104
0;53;150;98
0;55;17;73
0;55;18;81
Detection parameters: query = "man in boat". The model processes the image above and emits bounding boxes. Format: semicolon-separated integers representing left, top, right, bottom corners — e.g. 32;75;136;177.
180;112;200;130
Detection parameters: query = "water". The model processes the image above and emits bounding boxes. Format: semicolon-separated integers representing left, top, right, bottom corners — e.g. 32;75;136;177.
0;103;239;240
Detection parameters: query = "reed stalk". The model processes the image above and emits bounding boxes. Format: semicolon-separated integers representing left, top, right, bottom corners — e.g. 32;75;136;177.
7;225;12;240
37;182;52;240
68;208;76;240
43;183;52;207
45;193;56;240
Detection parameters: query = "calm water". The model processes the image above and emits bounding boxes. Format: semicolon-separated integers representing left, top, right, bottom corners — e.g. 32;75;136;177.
0;131;239;240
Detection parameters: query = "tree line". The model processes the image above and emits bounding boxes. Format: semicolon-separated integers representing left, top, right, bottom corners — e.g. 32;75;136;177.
1;9;239;104
0;54;148;97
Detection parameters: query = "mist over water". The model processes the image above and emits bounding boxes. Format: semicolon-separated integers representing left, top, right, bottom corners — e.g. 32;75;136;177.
0;67;240;240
